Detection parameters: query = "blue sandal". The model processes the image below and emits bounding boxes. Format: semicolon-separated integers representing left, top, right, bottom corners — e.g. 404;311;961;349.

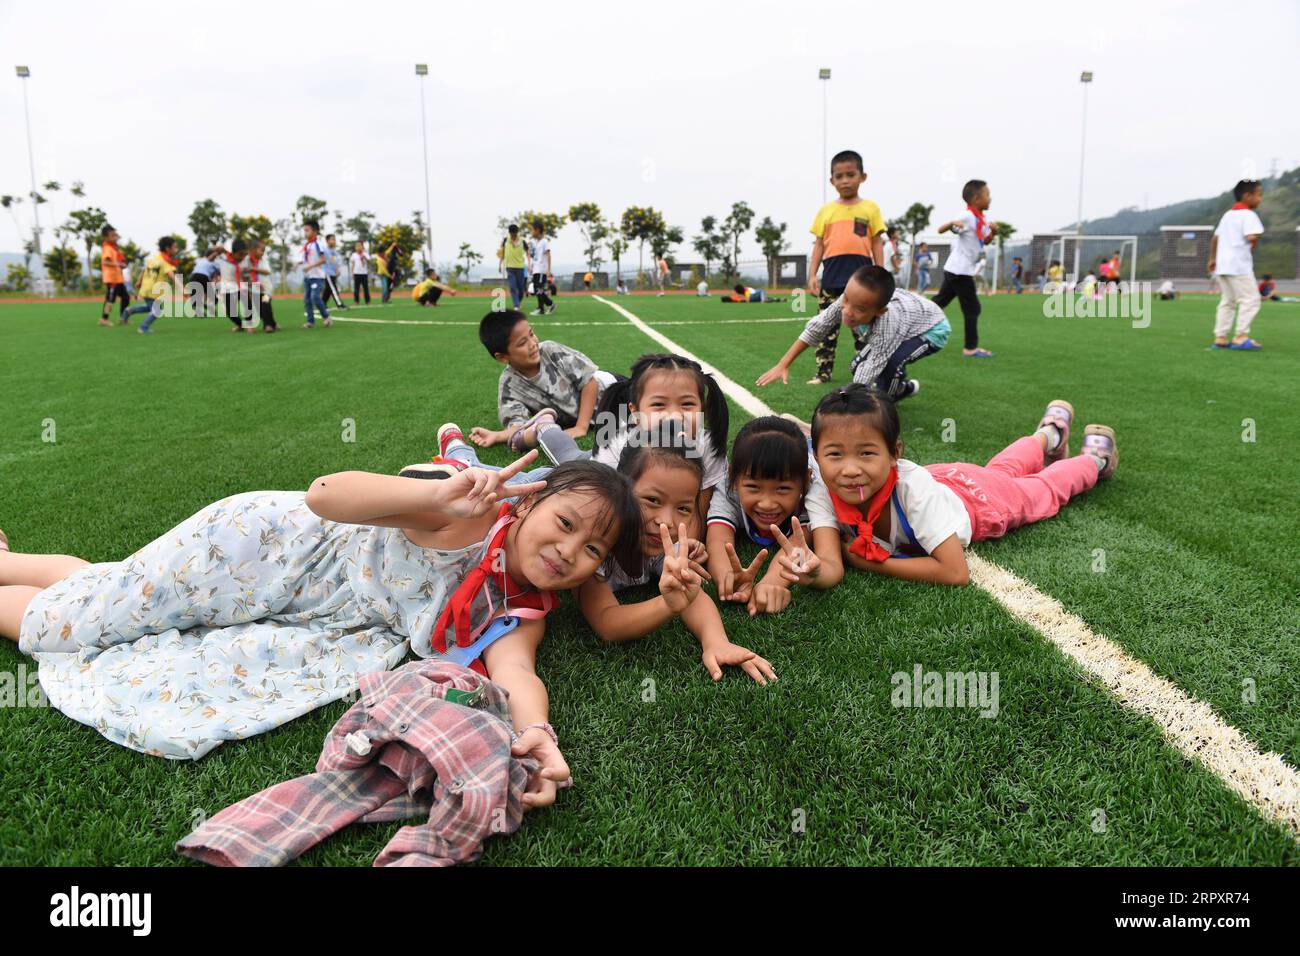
1228;338;1262;350
964;348;995;358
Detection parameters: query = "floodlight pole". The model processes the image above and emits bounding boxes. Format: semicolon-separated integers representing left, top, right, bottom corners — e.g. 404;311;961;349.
16;66;42;258
1074;70;1093;281
416;64;433;270
819;68;831;203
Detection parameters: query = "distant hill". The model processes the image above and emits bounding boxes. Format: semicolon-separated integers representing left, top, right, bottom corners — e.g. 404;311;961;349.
1062;166;1300;278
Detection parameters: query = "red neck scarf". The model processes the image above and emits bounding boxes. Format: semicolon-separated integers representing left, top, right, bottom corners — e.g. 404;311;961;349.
430;503;557;653
967;204;991;245
1231;202;1250;210
160;251;179;267
225;252;242;284
103;241;123;263
830;466;898;562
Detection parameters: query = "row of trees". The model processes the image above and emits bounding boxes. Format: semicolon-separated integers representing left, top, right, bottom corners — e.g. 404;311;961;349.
478;201;791;286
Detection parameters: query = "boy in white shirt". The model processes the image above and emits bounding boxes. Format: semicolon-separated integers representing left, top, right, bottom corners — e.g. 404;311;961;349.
527;219;556;316
934;179;996;358
349;241;371;304
1207;180;1265;350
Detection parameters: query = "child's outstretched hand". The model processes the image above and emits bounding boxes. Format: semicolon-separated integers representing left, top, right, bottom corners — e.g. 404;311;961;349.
701;639;778;686
717;542;768;603
771;517;822;587
658;522;710;615
511;727;571;811
436;450;547;519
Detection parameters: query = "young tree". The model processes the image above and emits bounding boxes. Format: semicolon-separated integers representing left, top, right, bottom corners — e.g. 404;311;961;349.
692;215;724;279
649;223;684;261
373;221;421;284
188;199;228;252
620;206;666;278
455;242;483;283
990;221;1016;287
607;224;628;281
43;245;80;290
568;202;606;269
896;202;934;287
272;217;296;289
721;201;755;282
342;211;377;247
516;210;566;238
4;263;32;291
754;216;788;288
67;207;109;288
228;213;274;246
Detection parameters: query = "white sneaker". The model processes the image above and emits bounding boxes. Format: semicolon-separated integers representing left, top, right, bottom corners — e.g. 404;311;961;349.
530;308;543;316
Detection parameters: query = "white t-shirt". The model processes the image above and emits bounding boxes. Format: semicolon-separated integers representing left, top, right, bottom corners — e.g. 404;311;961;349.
1158;280;1175;295
217;254;240;293
697;281;709;296
705;472;839;544
805;459;971;555
882;237;898;274
1213;207;1265;277
529;237;550;275
302;238;327;279
350;252;369;276
944;210;985;276
594;426;728;492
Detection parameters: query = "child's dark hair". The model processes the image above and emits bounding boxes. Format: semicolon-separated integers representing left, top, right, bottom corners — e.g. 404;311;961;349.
101;224;115;238
1262;274;1273;281
231;238;248;257
1233;180;1262;201
326;233;335;241
617;419;705;491
830;149;863;173
811;384;901;454
516;459;643;578
849;264;895;305
733;283;745;294
304;218;320;231
508;224;519;235
729;416;809;491
158;235;176;252
478;309;527;357
425;268;436;278
594;353;729;459
961;179;988;203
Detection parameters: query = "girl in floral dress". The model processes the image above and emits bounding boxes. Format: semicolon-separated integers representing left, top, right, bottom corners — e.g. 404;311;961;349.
0;455;654;808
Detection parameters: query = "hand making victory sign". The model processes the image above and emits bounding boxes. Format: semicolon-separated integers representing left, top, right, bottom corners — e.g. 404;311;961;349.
657;521;710;614
770;516;822;587
717;542;769;603
436;450;549;519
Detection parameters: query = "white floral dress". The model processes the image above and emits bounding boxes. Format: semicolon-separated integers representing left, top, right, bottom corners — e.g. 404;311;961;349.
19;491;493;760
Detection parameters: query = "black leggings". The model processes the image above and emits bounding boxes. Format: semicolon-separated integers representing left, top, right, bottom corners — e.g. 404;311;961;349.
931;271;981;350
533;273;552;311
353;274;370;304
102;282;129;317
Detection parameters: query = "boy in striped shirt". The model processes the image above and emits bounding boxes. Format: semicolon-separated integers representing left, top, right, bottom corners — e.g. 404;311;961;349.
756;265;948;400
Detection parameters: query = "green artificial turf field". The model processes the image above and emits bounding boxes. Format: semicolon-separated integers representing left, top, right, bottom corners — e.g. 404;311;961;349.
0;290;1296;865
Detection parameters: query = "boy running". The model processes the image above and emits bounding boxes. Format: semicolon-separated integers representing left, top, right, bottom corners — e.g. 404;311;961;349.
934;179;996;357
98;225;130;326
121;236;180;334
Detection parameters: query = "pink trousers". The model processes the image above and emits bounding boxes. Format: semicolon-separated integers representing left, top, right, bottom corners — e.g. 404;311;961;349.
926;436;1099;542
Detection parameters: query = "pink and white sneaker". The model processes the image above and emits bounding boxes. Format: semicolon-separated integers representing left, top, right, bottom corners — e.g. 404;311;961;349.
1038;399;1075;464
437;422;468;458
1081;424;1118;480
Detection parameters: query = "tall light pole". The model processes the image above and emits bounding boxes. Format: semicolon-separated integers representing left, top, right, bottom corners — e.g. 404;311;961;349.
415;64;433;269
819;68;831;203
1074;70;1093;280
16;65;42;258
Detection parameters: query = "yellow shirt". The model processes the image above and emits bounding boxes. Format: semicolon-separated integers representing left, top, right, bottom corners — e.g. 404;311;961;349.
138;251;177;299
1047;265;1063;282
502;238;526;269
810;198;886;289
412;279;435;301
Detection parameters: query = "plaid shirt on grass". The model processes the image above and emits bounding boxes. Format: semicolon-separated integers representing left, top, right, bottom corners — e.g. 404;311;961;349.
798;289;946;386
176;660;535;867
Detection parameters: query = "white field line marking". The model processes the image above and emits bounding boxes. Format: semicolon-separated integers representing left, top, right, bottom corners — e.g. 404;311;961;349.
592;294;1300;841
331;311;804;328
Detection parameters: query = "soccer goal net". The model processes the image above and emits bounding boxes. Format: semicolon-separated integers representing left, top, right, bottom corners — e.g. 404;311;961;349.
1033;233;1139;289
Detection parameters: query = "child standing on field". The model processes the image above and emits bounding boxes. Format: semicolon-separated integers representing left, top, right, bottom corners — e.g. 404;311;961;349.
527;219;556;315
806;149;887;383
934;179;996;357
502;225;528;309
301;219;332;329
1207;179;1265;350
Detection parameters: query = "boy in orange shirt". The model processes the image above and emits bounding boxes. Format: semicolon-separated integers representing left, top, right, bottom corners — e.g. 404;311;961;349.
806;149;886;383
99;224;131;326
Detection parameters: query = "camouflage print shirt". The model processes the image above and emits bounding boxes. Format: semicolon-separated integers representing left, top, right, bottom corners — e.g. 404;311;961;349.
497;340;599;430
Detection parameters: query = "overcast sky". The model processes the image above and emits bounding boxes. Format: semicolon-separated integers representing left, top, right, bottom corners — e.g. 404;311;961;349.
2;0;1297;269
